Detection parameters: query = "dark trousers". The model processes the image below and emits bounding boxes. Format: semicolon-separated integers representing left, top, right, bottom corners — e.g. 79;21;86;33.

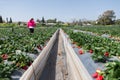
29;28;34;33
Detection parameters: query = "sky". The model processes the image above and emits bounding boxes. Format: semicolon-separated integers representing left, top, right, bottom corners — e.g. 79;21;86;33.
0;0;120;22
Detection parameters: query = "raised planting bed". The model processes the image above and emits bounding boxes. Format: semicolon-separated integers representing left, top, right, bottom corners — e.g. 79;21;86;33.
0;27;57;79
69;25;120;41
63;28;120;80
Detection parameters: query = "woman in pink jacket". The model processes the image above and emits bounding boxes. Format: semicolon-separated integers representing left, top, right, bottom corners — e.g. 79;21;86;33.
27;18;36;33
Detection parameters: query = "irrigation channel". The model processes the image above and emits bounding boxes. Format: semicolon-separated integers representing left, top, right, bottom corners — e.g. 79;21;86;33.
39;31;70;80
20;29;92;80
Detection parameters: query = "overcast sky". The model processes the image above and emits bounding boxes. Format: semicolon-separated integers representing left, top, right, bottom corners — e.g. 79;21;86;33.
0;0;120;22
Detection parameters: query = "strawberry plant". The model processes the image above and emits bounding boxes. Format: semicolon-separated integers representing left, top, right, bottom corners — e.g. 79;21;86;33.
8;53;33;68
0;63;16;79
64;29;120;62
72;25;120;38
0;56;3;63
92;69;104;80
0;27;57;78
103;61;120;80
63;28;120;80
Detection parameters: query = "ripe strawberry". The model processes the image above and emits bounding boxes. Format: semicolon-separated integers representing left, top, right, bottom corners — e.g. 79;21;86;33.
79;49;84;54
96;75;103;80
92;72;98;78
37;45;42;50
104;52;109;57
1;54;8;60
89;49;93;53
22;66;28;70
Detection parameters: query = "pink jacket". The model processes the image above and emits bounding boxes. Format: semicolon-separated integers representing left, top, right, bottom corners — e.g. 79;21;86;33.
27;20;36;28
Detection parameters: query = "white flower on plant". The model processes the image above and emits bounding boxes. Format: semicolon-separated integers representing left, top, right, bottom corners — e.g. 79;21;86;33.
15;50;22;55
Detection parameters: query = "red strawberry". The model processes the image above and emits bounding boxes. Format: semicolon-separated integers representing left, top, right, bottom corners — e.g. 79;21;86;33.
89;49;93;53
96;75;103;80
39;47;42;50
104;52;109;57
1;54;8;60
79;49;84;54
92;72;98;78
22;66;28;70
37;45;42;50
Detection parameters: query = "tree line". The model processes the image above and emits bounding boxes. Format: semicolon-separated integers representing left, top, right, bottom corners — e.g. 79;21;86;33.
0;16;12;23
0;10;120;25
71;10;120;25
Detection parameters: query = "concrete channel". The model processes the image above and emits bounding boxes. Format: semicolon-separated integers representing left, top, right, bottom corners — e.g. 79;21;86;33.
39;32;70;80
20;29;92;80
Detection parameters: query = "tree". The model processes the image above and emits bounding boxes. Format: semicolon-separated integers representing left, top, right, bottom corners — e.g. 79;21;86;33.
41;17;45;23
115;19;120;25
0;15;3;23
47;18;57;23
78;19;83;26
54;18;57;23
9;17;12;23
36;19;40;23
18;21;21;26
41;17;45;26
97;10;116;25
6;17;8;23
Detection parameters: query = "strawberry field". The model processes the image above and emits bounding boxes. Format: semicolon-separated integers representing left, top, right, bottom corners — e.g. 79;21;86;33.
63;27;120;80
0;26;120;80
73;25;120;37
0;27;57;79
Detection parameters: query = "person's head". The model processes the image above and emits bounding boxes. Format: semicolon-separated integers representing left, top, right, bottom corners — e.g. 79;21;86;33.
30;18;34;21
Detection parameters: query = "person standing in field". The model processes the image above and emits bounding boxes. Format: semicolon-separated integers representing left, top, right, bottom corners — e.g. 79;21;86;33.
27;18;36;33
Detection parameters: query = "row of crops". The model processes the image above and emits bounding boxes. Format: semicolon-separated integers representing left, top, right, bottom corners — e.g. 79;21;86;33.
0;27;57;79
63;28;120;80
73;25;120;37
